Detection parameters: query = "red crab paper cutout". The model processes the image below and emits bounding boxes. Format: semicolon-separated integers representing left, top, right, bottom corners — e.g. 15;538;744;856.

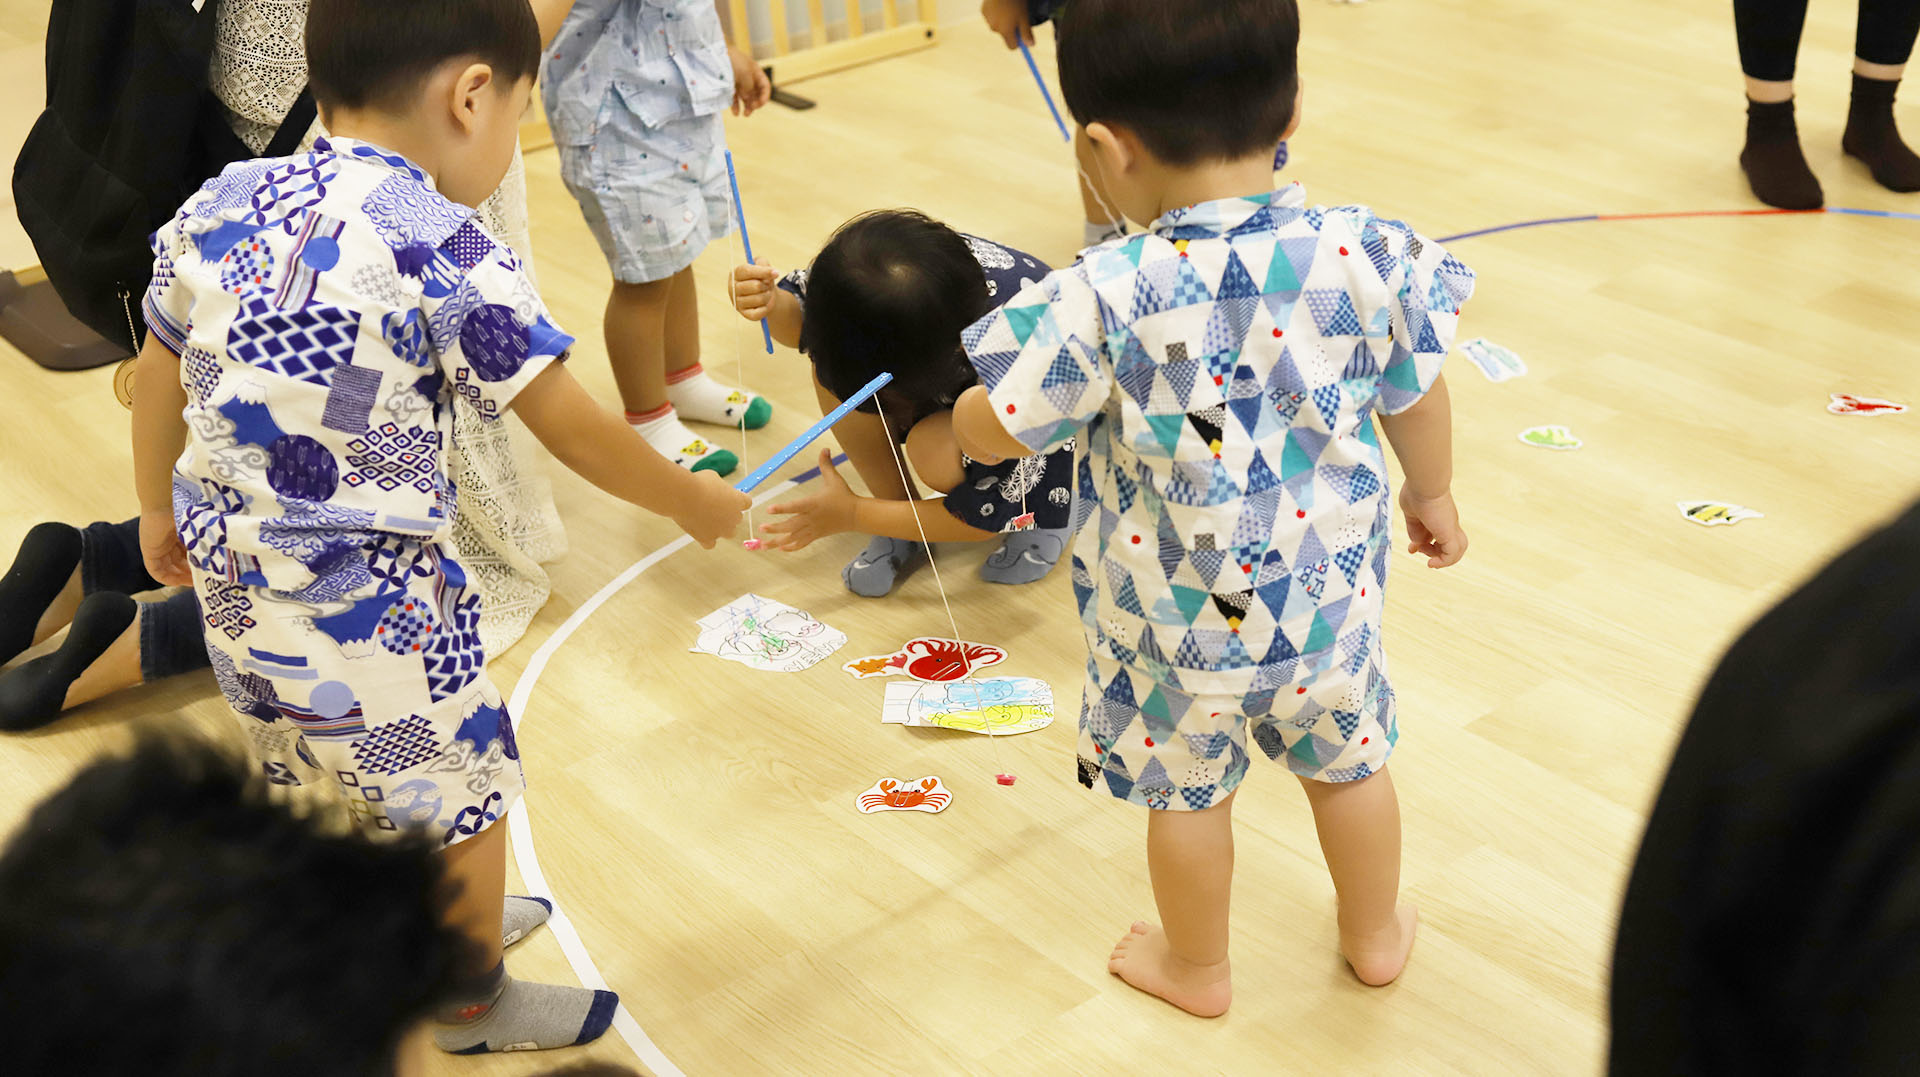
856;776;952;814
1828;393;1909;416
842;637;1007;683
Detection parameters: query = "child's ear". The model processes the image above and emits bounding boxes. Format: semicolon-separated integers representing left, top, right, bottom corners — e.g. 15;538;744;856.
1282;77;1304;141
448;62;496;134
1084;121;1135;175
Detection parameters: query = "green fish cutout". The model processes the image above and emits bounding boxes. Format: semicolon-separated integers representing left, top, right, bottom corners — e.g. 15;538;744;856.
1518;424;1581;451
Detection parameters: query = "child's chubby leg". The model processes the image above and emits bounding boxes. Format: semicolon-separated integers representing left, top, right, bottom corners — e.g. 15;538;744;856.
663;267;771;430
1110;791;1237;1018
819;376;925;596
610;273;738;475
1297;768;1416;986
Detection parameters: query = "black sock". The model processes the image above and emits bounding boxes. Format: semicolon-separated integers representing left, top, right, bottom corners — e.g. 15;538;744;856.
139;588;210;682
80;518;162;596
1843;74;1920;192
1741;98;1825;209
0;592;136;731
0;523;82;666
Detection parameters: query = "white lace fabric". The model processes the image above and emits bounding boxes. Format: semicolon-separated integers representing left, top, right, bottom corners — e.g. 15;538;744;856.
211;0;566;658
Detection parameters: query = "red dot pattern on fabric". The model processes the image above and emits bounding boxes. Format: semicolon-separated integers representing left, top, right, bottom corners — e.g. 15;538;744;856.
1131;535;1141;544
1361;737;1370;745
1006;403;1016;414
1272;328;1283;337
1145;737;1155;747
1339;246;1349;255
1296;509;1306;518
1297;686;1307;694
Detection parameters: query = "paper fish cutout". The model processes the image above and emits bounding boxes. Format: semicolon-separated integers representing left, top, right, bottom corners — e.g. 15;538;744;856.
856;776;951;814
842;637;1007;682
1677;501;1763;527
1518;425;1582;450
1461;338;1527;382
691;593;846;672
1828;393;1908;416
881;677;1055;735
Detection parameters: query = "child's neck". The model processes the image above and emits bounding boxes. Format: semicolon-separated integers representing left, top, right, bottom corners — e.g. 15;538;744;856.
323;109;447;188
1150;152;1284;219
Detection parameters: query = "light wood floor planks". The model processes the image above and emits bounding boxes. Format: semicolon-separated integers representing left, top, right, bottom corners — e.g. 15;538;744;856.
3;1;1919;1073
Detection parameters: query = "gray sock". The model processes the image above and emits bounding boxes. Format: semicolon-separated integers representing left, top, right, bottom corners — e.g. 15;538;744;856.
433;963;618;1055
980;527;1069;585
503;895;551;947
843;536;923;598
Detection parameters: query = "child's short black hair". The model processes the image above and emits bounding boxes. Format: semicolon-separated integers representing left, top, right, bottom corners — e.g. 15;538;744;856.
799;210;990;429
306;0;542;113
1056;0;1300;166
0;736;467;1076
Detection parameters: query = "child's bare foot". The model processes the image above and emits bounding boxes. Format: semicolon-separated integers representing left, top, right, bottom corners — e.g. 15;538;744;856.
1108;921;1232;1017
1341;903;1417;986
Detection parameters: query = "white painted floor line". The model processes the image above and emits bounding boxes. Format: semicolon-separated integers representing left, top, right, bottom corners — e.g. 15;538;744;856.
503;469;823;1076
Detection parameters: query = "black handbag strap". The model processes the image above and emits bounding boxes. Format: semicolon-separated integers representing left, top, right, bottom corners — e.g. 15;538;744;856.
263;87;317;158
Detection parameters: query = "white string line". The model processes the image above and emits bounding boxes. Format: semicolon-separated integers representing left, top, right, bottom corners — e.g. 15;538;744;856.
868;392;1011;771
504;473;808;1077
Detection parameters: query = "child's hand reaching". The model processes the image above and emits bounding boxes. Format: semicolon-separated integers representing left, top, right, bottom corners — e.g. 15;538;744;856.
140;508;192;586
729;260;779;321
673;470;752;549
981;0;1035;48
727;46;772;116
1399;487;1467;568
758;450;857;551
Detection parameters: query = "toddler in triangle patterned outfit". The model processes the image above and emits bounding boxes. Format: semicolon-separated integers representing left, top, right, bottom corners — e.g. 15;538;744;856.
954;0;1475;1017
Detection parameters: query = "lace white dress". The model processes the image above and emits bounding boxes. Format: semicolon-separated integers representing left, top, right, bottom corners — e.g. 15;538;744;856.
210;0;567;658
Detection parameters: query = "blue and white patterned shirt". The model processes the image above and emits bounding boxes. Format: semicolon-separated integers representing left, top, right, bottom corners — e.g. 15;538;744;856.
145;136;572;595
965;183;1474;691
541;0;733;139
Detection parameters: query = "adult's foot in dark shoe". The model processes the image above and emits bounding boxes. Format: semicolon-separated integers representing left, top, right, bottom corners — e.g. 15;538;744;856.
1843;74;1920;193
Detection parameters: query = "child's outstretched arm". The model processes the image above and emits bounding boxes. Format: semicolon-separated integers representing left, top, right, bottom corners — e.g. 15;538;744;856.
130;337;192;586
951;384;1036;465
756;449;994;551
729;261;804;348
1378;372;1467;568
512;363;748;548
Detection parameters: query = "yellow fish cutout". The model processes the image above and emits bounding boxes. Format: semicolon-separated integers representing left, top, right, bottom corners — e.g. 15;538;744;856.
1677;500;1763;527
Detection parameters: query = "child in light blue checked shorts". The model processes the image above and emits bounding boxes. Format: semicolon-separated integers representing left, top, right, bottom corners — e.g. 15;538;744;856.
542;0;774;475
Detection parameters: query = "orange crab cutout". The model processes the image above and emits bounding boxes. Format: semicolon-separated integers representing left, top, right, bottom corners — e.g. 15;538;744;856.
841;637;1007;682
856;776;952;814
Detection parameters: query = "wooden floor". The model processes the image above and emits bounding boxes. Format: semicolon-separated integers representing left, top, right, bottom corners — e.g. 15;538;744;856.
5;1;1920;1073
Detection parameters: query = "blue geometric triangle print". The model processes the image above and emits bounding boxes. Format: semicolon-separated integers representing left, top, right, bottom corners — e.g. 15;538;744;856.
1161;341;1197;408
1129;269;1167;321
1138;624;1173;679
1319;593;1352;633
1347;464;1379;502
1261;292;1297;333
1042;343;1090;390
1257;571;1292;619
1230;487;1280;550
1312;384;1343;429
971;347;1019;388
1341;339;1380;381
1270;235;1317;294
1104;768;1136;800
1114;333;1156;406
1266;342;1307;397
1304;289;1365;336
1199;347;1235;392
1114;568;1147;616
1157;513;1185;580
1206;460;1243;502
1366;304;1393;340
1137;756;1172;790
1220;632;1254;668
1261;629;1300;666
1216;249;1261;300
1165;460;1211;506
1170;257;1213;309
1179;785;1217;811
1071;561;1095;613
1362;225;1395;280
1227;369;1268;436
1112;466;1138;512
1189;543;1224;589
1244;448;1279;494
1412;313;1444;356
1295;525;1328;572
1175;629;1231;670
1141;257;1181;311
